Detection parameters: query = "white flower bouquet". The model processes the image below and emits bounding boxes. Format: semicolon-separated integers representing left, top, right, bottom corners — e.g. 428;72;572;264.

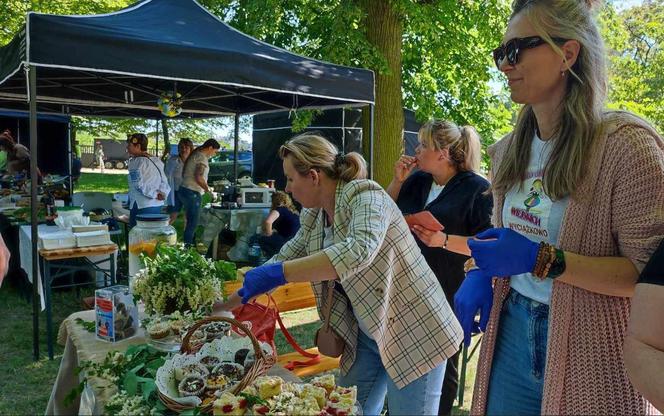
131;244;236;315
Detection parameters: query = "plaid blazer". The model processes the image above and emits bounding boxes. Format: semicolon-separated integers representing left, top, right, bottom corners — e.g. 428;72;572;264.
273;180;463;388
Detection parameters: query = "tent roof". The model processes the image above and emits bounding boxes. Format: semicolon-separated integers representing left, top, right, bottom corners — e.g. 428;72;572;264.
0;0;374;119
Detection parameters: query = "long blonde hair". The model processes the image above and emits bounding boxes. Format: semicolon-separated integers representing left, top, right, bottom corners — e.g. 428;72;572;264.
278;133;367;182
271;190;298;213
419;119;482;172
492;0;607;200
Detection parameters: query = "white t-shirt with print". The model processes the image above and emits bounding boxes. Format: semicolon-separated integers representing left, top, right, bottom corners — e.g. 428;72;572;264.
501;135;569;304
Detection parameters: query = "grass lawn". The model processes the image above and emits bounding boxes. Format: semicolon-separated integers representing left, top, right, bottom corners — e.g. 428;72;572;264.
0;171;479;414
75;172;129;194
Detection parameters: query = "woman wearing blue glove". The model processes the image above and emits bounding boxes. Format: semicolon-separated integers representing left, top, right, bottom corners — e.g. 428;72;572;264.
453;1;664;415
217;133;463;415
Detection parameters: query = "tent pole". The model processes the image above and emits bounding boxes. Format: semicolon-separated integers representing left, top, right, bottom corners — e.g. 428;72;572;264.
155;119;159;157
28;64;40;361
67;122;73;197
233;113;239;183
369;104;375;180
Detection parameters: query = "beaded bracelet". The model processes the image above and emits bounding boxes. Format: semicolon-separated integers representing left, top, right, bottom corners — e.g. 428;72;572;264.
532;242;557;280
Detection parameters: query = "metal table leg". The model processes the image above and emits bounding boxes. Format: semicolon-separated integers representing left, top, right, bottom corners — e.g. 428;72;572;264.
42;256;55;360
110;251;116;285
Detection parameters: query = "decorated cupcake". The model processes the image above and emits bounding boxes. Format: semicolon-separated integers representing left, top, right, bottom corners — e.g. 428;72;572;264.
174;362;209;381
178;375;206;397
169;319;187;335
206;374;231;391
147;321;170;339
200;355;222;371
212;361;245;381
204;321;231;341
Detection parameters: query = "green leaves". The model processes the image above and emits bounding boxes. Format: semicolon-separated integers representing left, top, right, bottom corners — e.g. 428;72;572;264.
67;343;169;413
600;1;664;132
74;317;96;333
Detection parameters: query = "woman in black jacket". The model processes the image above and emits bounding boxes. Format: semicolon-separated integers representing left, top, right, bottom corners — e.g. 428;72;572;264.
387;119;493;416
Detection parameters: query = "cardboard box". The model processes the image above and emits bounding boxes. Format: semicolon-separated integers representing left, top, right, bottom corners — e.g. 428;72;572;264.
95;285;138;342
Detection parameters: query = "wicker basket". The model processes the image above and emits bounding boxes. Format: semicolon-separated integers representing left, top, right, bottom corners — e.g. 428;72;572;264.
158;316;276;414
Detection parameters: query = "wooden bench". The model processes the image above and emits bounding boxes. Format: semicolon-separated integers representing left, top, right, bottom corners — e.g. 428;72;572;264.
224;279;340;377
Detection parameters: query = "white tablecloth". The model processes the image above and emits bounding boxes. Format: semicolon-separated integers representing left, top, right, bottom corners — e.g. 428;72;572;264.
19;224;116;311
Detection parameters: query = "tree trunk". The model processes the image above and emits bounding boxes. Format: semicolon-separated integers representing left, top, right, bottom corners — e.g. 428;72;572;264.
160;119;170;161
361;0;404;187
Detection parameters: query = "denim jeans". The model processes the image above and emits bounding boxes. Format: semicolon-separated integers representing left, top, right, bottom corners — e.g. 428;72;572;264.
129;203;162;228
338;330;446;416
178;187;201;246
486;289;550;416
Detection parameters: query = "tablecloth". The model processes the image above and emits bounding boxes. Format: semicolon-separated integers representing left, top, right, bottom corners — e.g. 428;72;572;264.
19;224;116;311
47;310;300;415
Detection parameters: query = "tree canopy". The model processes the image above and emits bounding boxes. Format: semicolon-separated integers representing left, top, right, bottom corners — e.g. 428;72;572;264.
600;0;664;132
0;0;661;180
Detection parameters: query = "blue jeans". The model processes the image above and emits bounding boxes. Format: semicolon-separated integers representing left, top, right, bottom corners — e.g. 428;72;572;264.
166;189;183;214
178;187;201;246
129;203;162;228
338;330;446;415
486;289;550;416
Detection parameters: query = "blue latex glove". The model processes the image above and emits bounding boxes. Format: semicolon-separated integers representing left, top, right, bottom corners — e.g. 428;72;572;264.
454;269;493;346
468;227;539;277
238;262;288;304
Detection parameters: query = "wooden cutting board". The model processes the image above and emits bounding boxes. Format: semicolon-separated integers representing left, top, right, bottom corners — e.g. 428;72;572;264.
39;243;118;260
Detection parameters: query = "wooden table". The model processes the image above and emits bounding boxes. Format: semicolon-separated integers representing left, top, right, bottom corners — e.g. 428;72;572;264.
38;243;118;359
46;310;300;415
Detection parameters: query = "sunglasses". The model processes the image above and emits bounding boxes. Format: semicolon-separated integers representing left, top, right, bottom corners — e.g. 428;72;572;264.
492;36;568;69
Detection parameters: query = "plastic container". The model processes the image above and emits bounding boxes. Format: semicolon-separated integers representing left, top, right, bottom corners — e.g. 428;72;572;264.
128;214;177;284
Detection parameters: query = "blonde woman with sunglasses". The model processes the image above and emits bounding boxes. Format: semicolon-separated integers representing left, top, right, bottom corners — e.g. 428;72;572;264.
452;0;664;414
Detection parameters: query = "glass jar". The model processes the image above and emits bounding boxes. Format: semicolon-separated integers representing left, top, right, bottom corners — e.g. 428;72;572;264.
128;214;177;284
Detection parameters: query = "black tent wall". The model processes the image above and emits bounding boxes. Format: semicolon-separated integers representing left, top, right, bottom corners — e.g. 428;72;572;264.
252;108;363;189
252;108;420;189
0;113;69;176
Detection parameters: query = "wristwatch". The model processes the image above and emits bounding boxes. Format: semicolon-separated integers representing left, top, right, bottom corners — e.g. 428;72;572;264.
547;248;566;279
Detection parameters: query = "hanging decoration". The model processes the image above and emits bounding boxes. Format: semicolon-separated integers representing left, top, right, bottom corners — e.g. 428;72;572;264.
157;91;182;117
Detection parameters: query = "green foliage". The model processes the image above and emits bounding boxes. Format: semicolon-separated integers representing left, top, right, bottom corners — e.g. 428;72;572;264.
66;344;168;410
132;244;236;314
200;0;514;167
600;1;664;132
74;317;96;333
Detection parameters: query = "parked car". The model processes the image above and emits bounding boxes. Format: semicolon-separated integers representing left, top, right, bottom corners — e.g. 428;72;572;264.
207;150;252;184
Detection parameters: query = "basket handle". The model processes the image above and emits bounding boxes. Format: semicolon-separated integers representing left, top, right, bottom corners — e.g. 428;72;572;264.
180;316;266;361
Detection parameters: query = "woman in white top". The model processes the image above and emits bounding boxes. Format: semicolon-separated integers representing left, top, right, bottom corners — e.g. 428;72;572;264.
164;138;194;224
126;133;170;227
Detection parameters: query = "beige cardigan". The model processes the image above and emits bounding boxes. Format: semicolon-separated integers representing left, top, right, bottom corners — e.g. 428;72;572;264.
471;112;664;415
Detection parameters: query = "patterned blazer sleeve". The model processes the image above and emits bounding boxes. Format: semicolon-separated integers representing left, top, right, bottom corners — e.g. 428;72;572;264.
322;184;390;280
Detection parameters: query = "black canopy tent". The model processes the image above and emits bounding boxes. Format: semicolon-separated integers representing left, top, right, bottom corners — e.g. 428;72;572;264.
0;0;375;360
